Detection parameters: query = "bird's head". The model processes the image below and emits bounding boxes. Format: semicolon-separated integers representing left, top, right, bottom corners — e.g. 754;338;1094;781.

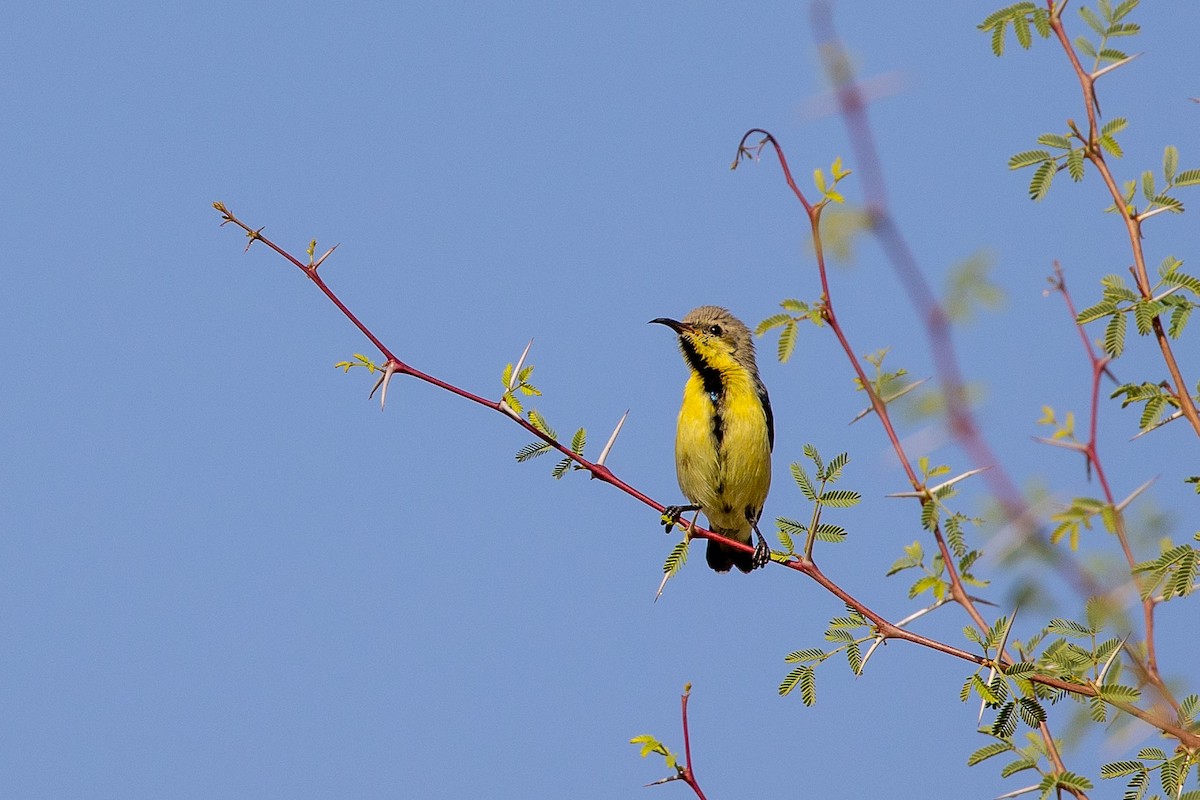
651;305;758;374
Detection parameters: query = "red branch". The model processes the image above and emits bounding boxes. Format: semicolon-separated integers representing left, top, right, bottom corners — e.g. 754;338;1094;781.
678;687;707;800
213;199;1199;754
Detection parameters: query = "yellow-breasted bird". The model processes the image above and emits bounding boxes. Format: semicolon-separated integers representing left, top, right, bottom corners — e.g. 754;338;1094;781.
651;306;773;573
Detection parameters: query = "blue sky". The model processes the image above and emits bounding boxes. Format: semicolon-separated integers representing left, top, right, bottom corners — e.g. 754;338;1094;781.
4;2;1199;797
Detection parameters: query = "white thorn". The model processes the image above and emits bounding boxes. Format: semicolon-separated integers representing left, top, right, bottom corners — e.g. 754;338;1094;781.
653;570;671;603
379;362;400;410
369;371;386;400
1148;285;1182;303
498;399;521;421
1098;634;1130;683
992;784;1041;800
314;242;341;268
1116;476;1158;511
995;607;1017;658
1130;410;1182;440
1031;436;1089;452
509;338;534;390
927;466;991;496
1091;52;1142;80
979;608;1017;724
887;467;990;499
1138;206;1175;224
861;637;885;670
862;599;950;671
597;410;630;467
893;598;951;628
849;378;930;425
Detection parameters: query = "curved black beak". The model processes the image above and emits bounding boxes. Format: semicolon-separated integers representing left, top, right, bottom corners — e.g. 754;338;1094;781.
649;317;685;334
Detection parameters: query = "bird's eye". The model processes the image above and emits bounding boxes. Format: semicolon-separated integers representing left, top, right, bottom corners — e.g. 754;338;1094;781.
708;324;723;336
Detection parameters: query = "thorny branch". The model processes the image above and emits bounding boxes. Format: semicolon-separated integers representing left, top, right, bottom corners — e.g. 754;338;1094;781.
1049;264;1179;719
733;131;1086;793
215;113;1200;792
1044;0;1200;437
729;122;1200;786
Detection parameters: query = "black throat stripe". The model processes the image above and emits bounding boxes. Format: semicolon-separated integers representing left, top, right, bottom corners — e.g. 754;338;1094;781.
679;337;726;448
679;338;724;399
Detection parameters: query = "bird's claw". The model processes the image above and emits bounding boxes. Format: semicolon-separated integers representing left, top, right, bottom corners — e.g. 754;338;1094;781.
751;532;771;570
661;505;685;534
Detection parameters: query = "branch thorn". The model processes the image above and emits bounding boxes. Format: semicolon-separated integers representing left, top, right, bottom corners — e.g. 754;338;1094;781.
314;243;341;269
596;409;630;468
509;338;534;391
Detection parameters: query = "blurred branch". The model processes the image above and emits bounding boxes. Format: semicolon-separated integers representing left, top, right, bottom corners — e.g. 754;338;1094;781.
808;2;1107;607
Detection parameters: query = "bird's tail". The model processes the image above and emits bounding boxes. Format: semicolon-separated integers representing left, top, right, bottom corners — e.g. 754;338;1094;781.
706;527;754;574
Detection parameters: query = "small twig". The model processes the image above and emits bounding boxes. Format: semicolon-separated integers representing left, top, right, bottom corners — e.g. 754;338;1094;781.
678;685;707;800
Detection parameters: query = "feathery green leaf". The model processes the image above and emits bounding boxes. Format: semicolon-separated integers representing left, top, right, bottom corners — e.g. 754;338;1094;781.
777;320;798;363
1037;132;1072;149
1164;145;1179;182
756;313;791;334
1066;148;1085;181
1101;761;1146;779
791;463;817;501
1009;149;1053;169
515;441;553;462
1100;134;1124;158
551;456;572;479
1029;160;1055;200
662;539;689;576
1174;168;1200;187
818;489;862;508
1079;5;1107;35
967;741;1013;766
1101;117;1129;136
1104;310;1127;357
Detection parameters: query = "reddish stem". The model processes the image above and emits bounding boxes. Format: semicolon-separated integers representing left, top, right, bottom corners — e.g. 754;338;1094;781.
737;129;814;216
679;688;707;800
1044;0;1200;437
1051;265;1178;715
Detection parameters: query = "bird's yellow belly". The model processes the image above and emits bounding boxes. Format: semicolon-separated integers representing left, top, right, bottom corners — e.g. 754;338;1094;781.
674;376;771;538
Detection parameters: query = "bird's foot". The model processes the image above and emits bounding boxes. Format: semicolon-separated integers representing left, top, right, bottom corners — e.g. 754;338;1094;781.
661;504;699;534
751;530;771;570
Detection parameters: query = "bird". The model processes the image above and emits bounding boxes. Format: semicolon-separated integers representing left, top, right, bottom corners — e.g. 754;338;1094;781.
651;306;774;573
